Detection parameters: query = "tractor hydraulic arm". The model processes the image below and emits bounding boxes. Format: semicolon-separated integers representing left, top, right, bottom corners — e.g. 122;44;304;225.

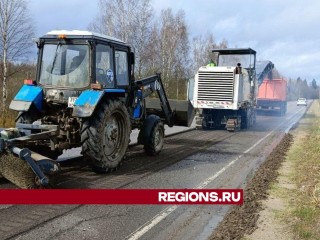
136;73;174;127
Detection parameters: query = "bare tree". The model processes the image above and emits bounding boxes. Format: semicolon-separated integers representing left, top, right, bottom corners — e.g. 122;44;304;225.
144;9;190;98
89;0;153;79
191;34;228;74
191;34;216;74
0;0;34;121
89;1;228;99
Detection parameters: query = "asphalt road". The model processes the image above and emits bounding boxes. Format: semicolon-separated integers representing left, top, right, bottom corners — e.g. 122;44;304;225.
0;101;309;240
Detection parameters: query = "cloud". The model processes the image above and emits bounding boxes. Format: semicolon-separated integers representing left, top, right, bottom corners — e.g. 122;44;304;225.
29;0;99;35
259;39;320;80
214;17;238;32
186;0;320;81
28;0;320;81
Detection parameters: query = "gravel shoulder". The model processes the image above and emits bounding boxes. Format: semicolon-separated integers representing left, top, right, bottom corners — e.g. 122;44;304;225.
244;149;295;240
209;134;293;240
246;101;320;240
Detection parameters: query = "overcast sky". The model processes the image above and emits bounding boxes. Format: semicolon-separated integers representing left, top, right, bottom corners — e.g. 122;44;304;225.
29;0;320;82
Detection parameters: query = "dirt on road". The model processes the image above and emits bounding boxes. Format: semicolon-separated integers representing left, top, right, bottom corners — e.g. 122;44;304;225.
209;133;293;240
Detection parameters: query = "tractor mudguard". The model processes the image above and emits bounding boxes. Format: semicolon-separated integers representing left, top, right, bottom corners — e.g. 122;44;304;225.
9;85;43;111
73;89;126;117
73;90;104;117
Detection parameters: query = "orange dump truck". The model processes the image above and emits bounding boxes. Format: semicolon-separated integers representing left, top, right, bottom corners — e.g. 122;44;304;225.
257;79;287;115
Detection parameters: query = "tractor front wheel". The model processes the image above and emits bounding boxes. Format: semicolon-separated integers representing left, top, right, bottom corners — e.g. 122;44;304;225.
138;115;164;156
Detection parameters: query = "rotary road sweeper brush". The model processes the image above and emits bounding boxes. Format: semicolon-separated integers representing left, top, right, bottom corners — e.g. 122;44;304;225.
0;128;61;188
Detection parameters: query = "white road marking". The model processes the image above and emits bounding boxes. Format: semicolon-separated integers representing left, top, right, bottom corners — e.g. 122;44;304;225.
285;107;305;133
127;131;274;240
126;205;178;240
197;130;274;190
126;106;306;240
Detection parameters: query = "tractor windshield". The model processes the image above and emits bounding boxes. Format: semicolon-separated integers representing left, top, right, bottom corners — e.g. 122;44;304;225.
39;44;89;88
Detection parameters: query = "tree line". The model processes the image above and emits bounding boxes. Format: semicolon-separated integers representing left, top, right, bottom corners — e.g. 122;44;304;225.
287;77;319;101
0;0;34;126
0;0;318;127
89;0;228;99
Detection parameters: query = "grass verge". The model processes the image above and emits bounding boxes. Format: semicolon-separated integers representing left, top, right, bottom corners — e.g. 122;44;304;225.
283;101;320;239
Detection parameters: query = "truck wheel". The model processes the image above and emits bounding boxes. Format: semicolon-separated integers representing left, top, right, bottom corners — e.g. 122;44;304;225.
81;99;131;172
201;118;209;130
241;111;248;129
284;102;287;114
252;110;256;125
279;105;284;116
280;102;287;116
202;115;214;130
138;115;164;156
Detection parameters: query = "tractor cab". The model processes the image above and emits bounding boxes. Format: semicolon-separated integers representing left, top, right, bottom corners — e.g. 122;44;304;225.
34;30;134;104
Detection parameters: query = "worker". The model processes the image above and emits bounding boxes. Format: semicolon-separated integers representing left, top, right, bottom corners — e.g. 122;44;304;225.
207;59;216;67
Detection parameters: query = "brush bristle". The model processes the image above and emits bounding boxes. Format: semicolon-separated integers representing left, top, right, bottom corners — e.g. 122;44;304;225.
0;152;36;189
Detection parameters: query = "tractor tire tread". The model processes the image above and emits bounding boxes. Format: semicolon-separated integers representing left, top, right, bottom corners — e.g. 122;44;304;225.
81;99;131;171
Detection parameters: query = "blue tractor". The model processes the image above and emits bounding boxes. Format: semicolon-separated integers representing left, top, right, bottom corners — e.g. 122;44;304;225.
0;30;194;188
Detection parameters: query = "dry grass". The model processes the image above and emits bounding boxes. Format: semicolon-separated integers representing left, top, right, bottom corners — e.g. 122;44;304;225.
0;64;36;128
283;100;320;239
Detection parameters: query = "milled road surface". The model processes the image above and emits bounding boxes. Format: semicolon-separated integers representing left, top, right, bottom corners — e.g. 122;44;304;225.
0;102;308;240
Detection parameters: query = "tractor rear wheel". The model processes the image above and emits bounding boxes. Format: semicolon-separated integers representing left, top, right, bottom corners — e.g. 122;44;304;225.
81;99;131;173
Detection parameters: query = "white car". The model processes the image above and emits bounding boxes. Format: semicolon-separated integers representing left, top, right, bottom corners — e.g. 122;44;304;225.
297;98;307;106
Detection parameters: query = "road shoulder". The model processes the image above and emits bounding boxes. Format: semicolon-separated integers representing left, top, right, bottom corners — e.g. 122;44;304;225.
246;101;320;240
209;101;320;240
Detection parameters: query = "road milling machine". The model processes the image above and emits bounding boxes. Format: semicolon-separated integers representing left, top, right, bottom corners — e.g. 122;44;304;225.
189;48;275;132
0;30;195;188
191;48;258;131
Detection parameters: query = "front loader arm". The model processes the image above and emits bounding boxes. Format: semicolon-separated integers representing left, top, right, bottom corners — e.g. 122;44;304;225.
136;73;174;127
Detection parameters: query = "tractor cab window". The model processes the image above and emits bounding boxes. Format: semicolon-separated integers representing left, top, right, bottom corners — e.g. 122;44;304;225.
115;50;129;86
39;44;89;88
96;44;114;88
